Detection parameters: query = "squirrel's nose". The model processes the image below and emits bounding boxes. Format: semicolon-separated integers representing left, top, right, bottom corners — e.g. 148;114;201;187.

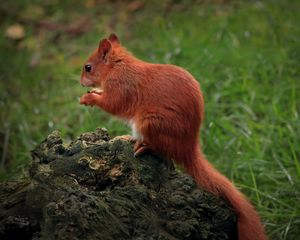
84;64;92;72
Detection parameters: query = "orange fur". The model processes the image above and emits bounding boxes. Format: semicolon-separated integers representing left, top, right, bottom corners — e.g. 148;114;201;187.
80;33;267;240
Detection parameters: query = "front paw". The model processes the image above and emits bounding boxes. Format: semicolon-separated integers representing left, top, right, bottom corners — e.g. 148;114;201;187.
80;93;98;106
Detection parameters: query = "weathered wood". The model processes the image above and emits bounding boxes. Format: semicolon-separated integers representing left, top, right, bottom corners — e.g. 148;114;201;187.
0;128;237;240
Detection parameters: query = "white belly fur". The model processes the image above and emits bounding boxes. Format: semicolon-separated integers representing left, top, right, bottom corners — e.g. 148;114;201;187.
129;120;143;141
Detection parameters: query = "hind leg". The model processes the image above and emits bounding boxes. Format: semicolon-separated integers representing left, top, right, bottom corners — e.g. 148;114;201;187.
133;115;176;159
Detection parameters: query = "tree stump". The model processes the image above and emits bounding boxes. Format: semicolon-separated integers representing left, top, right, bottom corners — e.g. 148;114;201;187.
0;128;237;240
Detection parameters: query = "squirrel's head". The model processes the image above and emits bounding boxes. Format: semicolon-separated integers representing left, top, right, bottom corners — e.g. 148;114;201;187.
80;33;122;89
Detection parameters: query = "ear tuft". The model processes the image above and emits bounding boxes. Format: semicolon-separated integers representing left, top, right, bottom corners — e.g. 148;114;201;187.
98;39;112;61
108;33;120;43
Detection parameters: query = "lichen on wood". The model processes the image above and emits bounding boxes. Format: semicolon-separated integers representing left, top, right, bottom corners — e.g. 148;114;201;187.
0;128;237;240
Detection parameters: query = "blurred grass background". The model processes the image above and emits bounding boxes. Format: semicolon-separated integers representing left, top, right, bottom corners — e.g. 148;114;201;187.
0;0;299;239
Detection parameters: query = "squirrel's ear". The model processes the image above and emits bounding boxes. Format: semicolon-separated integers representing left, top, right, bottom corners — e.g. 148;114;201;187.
98;39;112;62
108;33;120;43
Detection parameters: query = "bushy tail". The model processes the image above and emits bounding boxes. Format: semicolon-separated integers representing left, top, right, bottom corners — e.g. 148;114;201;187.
183;148;267;240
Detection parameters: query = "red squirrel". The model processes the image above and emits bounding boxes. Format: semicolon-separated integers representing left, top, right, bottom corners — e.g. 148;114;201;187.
79;33;267;240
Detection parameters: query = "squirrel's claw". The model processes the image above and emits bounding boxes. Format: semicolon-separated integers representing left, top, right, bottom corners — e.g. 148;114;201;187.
134;141;151;157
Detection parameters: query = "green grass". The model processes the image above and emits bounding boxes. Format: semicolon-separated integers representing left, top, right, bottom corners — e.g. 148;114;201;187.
0;0;299;239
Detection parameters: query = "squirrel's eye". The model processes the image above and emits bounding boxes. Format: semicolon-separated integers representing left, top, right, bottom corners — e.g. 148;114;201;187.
84;64;92;72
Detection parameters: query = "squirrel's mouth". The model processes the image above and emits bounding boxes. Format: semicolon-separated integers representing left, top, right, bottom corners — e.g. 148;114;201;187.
81;76;103;94
88;87;103;95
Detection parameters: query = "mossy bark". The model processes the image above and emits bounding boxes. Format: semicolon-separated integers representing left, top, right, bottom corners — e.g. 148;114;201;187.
0;128;237;240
